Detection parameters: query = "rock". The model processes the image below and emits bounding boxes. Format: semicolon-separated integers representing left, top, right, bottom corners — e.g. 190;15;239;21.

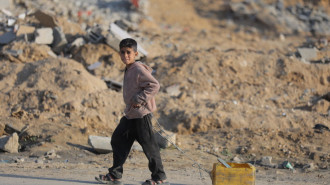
260;156;276;167
0;31;16;44
0;0;13;9
15;157;25;163
88;135;112;154
165;85;181;97
0;133;19;153
312;99;330;115
298;47;318;61
232;156;242;163
35;28;53;44
303;163;317;172
44;149;58;159
69;37;85;51
155;129;176;148
5;123;25;135
33;10;58;28
51;27;67;54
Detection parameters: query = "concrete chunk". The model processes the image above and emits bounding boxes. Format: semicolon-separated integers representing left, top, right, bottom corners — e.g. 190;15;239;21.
0;133;19;153
107;23;148;57
0;0;13;9
51;27;67;54
35;28;53;44
0;31;16;44
34;10;58;28
16;25;35;36
88;135;143;153
298;47;318;61
88;135;112;154
165;85;181;97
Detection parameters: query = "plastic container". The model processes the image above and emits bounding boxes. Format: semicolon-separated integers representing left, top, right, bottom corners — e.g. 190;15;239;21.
211;162;256;185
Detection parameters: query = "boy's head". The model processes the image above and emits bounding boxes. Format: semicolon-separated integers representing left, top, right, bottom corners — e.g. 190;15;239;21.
119;38;138;66
119;38;137;52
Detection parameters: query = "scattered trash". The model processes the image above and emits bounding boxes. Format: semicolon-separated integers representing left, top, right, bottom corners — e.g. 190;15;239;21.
282;161;295;172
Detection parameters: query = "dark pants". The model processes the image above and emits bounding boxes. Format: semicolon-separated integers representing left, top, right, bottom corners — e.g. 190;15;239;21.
108;114;167;181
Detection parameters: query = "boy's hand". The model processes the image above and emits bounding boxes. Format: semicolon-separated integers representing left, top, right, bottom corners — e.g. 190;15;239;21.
132;103;141;109
132;102;146;109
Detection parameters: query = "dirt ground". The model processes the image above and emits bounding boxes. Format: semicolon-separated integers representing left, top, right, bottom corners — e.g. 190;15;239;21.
0;0;329;184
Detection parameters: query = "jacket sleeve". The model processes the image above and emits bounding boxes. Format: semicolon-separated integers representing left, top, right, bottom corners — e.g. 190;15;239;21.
133;67;160;104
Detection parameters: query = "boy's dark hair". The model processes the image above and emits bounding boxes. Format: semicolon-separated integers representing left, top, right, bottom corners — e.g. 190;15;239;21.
119;38;137;52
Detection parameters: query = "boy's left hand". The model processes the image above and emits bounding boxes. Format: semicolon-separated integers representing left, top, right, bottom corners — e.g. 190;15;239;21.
132;103;141;109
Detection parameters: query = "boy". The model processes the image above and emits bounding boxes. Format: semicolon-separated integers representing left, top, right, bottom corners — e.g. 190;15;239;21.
96;38;169;185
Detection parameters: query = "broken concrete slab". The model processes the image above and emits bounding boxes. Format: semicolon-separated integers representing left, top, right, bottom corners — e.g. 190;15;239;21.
35;28;53;44
88;135;112;154
0;0;13;10
103;78;123;92
51;27;67;54
0;31;16;44
298;47;318;61
33;10;58;28
107;23;148;57
88;135;143;154
4;123;24;135
165;85;181;97
2;49;23;57
0;133;19;153
155;130;176;148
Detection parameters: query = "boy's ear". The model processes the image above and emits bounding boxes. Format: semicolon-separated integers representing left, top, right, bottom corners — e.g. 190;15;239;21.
135;51;139;56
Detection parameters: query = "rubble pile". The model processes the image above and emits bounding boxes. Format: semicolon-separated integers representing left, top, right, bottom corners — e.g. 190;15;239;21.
228;0;330;35
0;0;329;173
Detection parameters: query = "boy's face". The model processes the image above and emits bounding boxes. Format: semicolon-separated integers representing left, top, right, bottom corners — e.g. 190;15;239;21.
120;47;138;66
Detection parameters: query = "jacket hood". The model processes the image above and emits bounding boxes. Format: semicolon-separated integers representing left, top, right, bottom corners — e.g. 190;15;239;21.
127;61;153;73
